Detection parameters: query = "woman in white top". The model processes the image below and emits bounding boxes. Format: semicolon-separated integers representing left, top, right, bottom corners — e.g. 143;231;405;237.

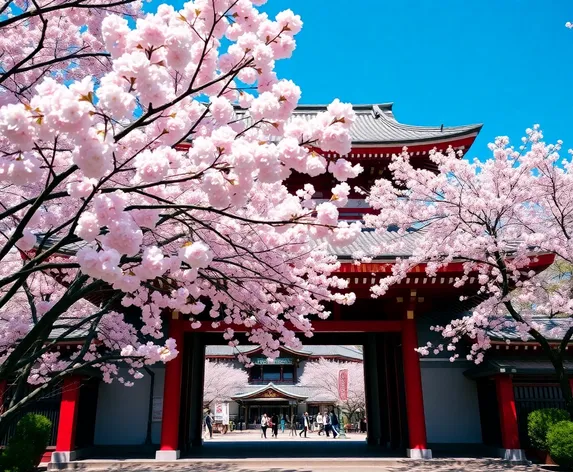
316;412;324;435
260;413;269;438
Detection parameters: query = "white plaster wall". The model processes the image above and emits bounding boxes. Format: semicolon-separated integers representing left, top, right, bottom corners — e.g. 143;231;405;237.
420;364;482;444
229;401;239;417
94;367;165;445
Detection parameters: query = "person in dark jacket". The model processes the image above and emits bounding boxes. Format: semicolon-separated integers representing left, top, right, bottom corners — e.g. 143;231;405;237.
271;413;279;438
204;409;213;439
329;408;339;438
299;412;310;438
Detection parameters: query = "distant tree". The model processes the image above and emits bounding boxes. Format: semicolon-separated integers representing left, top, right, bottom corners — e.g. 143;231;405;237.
298;358;365;423
203;360;248;406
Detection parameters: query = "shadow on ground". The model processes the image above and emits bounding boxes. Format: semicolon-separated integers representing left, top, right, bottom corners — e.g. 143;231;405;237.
187;440;397;459
51;459;545;472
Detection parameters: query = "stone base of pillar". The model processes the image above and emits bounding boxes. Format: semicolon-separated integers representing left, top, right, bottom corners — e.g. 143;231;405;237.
50;451;78;463
499;448;526;462
407;448;432;459
155;449;180;460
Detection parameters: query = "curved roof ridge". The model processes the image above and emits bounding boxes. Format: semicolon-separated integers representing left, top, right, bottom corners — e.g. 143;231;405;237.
374;106;483;134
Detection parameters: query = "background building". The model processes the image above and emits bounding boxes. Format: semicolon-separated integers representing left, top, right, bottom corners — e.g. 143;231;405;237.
204;345;363;429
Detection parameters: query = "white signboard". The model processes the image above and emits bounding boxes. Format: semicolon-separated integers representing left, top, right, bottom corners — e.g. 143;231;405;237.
152;397;163;422
214;402;229;424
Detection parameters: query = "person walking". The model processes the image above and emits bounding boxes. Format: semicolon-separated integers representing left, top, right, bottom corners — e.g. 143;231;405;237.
289;414;297;436
280;415;286;433
316;411;324;436
272;413;279;438
323;409;331;437
330;408;339;439
299;411;310;438
261;413;269;438
204;409;213;439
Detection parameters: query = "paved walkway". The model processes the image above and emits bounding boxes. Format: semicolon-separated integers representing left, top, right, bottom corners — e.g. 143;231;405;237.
48;458;546;472
205;429;367;442
51;432;551;472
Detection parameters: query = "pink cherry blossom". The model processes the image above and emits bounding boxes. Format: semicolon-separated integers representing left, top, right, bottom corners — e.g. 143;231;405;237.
0;0;361;420
365;130;573;413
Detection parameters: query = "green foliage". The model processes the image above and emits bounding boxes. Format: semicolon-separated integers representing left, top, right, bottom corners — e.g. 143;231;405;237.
528;408;570;450
0;414;52;472
547;421;573;468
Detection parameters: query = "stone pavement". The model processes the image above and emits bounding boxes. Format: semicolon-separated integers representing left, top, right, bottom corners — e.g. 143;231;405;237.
204;429;368;442
48;458;546;472
48;432;551;472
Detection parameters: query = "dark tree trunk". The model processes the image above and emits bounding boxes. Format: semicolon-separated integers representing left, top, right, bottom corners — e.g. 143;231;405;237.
548;351;573;418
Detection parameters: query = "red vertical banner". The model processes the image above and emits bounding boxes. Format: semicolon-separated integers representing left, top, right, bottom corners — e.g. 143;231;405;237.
338;369;349;401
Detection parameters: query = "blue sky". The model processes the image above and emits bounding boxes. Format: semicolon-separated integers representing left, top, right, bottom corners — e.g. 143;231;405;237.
147;0;572;157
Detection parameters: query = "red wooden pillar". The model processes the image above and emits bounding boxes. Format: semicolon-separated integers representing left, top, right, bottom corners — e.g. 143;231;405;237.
495;375;524;460
402;309;431;458
156;314;184;460
52;376;81;463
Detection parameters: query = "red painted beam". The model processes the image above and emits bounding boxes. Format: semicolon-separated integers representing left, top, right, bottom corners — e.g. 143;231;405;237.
175;135;478;157
183;320;402;333
337;253;555;275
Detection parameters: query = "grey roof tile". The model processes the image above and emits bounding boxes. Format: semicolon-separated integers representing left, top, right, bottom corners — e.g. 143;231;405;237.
465;358;573;378
235;104;482;146
206;345;363;360
325;228;423;259
232;383;310;400
487;318;573;342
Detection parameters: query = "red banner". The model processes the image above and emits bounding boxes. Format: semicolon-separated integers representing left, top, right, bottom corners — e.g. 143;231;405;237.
338;369;349;401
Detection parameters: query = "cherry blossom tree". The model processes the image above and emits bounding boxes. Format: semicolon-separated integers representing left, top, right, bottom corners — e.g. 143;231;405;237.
298;358;365;422
203;359;248;405
0;0;362;427
0;0;143;106
365;129;573;415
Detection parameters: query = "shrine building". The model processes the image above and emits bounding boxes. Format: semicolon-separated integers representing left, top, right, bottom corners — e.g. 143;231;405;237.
204;344;363;429
5;104;572;465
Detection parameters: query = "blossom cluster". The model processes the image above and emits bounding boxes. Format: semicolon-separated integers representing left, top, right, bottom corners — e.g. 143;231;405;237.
0;0;361;390
365;130;573;362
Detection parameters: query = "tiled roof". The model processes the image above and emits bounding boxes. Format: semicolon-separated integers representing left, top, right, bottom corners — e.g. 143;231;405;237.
487;318;573;342
231;383;338;403
236;104;482;146
205;345;261;356
232;383;309;400
205;345;363;361
297;345;362;360
465;358;573;379
325;228;424;259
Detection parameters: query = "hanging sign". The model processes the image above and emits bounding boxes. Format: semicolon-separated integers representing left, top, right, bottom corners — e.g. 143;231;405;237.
152;397;163;422
252;357;293;365
338;369;349;401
